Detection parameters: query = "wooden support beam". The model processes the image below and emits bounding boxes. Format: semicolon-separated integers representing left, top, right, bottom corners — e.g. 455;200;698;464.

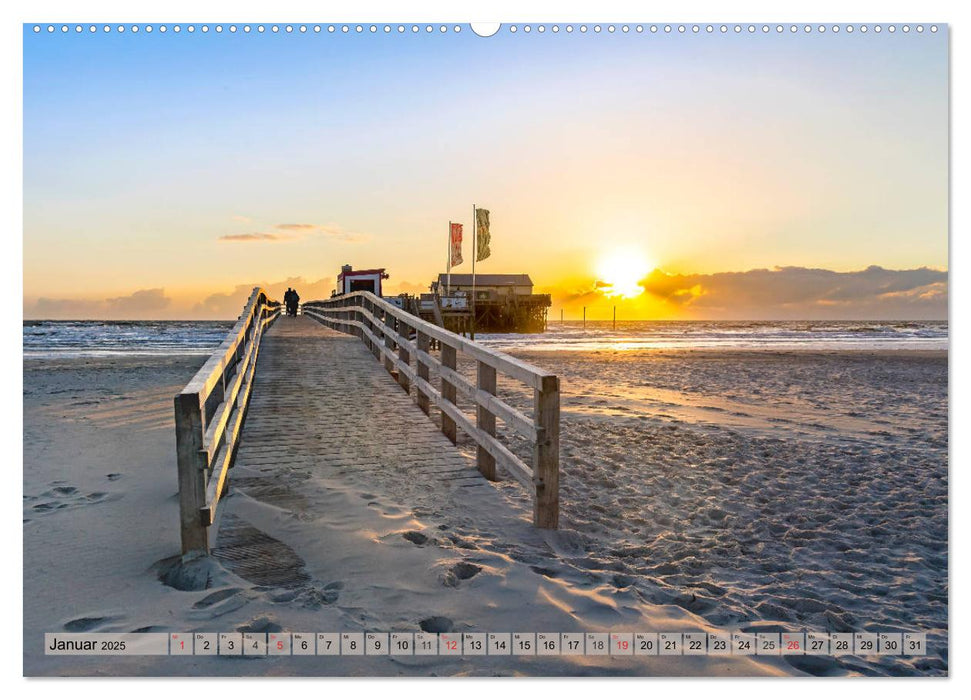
416;331;431;415
533;375;560;529
397;318;412;394
382;308;396;375
441;343;458;444
477;360;497;481
174;392;209;555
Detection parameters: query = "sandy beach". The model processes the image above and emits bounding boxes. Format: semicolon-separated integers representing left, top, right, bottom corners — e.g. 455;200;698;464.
22;344;946;677
472;347;949;676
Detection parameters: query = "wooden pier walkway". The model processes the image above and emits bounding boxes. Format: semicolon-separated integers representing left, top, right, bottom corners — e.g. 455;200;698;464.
174;288;559;556
235;315;491;492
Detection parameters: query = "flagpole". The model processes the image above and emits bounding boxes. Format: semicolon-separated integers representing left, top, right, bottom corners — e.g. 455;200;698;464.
446;220;451;296
471;204;476;340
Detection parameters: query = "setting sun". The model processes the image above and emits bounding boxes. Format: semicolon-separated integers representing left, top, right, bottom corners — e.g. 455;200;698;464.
596;249;650;299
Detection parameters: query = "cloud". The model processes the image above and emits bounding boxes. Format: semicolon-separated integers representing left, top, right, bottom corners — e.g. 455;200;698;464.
384;280;427;295
28;288;172;319
31;297;107;317
105;288;171;313
311;224;369;243
639;265;947;319
219;222;368;243
193;277;336;317
219;232;285;242
274;222;368;242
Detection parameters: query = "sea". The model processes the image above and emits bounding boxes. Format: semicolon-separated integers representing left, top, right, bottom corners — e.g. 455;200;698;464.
23;319;948;359
22;320;235;359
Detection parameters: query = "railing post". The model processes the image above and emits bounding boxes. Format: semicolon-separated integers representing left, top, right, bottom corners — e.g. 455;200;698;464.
441;343;458;444
416;331;431;415
369;300;380;360
397;318;411;394
533;375;560;528
174;392;210;554
476;361;497;481
382;308;395;374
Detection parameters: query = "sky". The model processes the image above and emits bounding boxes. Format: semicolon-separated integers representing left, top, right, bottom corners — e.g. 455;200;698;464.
23;23;948;320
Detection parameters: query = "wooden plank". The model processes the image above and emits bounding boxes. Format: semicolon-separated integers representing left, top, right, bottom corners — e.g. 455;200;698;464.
310;291;554;390
416;330;431;415
367;299;381;360
441;343;457;444
382;308;395;374
414;347;442;373
181;289;267;399
407;372;532;488
173;291;280;552
433;390;534;490
432;360;537;441
200;358;253;525
477;361;497;481
431;294;445;328
184;295;278;404
174;392;210;554
201;309;267;525
397;318;412;394
533;375;560;529
356;305;417;355
477;390;539;442
201;326;257;459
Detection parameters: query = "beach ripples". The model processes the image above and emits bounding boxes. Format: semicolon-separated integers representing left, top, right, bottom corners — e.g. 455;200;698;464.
483;349;948;675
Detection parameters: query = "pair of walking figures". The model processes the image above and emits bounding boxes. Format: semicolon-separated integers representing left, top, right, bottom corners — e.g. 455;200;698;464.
284;287;300;317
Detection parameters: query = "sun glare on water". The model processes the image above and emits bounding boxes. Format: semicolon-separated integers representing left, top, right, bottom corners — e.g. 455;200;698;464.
596;250;650;299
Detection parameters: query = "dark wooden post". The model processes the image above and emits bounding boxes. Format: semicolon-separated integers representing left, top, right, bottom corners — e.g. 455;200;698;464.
368;299;380;359
441;343;457;444
397;318;411;394
533;375;560;528
476;361;497;480
174;392;210;554
383;308;396;374
416;331;431;415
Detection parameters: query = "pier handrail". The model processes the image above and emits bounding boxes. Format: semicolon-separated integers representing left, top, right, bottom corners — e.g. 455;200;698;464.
303;291;560;528
174;287;281;554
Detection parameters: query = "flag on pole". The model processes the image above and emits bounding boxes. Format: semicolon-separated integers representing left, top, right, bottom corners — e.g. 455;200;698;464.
449;223;464;268
475;208;491;261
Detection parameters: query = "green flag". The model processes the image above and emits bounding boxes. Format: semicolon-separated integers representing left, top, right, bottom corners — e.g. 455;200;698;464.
475;208;491;262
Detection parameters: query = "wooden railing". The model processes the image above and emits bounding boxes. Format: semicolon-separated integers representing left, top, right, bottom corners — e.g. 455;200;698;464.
302;292;561;528
174;288;281;555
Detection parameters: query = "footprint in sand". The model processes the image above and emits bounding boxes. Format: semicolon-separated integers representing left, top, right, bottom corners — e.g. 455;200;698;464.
26;484;114;517
402;531;429;546
440;561;482;587
64;615;119;632
192;588;243;609
419;616;454;633
237;616;283;634
294;584;340;608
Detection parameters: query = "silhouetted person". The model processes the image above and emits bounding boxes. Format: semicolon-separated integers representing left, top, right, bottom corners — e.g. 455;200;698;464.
287;288;300;317
284;287;295;317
